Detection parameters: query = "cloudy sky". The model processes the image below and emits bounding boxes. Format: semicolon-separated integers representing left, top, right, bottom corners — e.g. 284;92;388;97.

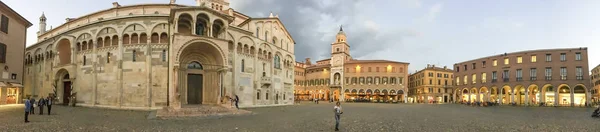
4;0;600;72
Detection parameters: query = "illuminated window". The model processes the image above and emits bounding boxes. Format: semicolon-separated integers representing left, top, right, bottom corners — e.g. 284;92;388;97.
493;60;497;66
481;73;487;83
456;77;459;85
463;75;467;85
531;55;536;62
517;56;522;64
504;58;509;65
472;74;476;84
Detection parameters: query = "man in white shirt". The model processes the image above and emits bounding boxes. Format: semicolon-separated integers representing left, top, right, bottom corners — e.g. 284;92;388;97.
333;102;343;131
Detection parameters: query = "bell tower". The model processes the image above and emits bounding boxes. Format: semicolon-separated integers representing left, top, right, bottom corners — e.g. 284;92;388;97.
329;25;350;102
38;12;47;36
330;25;351;67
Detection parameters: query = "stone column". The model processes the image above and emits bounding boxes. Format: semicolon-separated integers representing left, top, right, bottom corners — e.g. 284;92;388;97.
92;39;97;107
118;38;123;108
511;89;515;104
171;66;179;109
571;90;575;107
174;18;179;33
525;88;529;106
555;90;559;106
499;90;503;105
146;42;152;108
476;91;480;102
208;22;212;37
541;90;545;106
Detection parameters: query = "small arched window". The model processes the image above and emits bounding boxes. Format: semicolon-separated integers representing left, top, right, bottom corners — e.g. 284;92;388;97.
265;31;268;40
107;52;111;63
257;90;261;100
132;50;136;62
83;56;86;65
162;50;167;62
256;28;260;38
273;55;281;69
241;59;245;72
187;61;203;70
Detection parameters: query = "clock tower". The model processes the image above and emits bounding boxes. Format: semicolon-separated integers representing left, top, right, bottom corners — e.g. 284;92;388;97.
329;26;351;102
331;26;351;66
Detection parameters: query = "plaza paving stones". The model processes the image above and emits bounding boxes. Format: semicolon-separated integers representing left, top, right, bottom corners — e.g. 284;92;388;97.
1;103;600;131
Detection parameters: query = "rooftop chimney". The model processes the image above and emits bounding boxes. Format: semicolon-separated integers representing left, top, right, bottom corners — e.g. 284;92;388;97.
112;2;121;8
444;66;447;70
427;64;431;68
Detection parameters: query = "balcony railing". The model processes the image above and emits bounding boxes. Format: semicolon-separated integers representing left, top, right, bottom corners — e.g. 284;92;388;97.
260;77;271;85
530;77;537;81
491;79;497;83
503;78;509;82
545;76;552;81
516;77;523;81
576;76;583;80
560;76;567;80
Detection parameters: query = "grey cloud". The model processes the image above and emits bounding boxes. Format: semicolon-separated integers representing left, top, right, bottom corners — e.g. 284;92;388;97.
231;0;413;62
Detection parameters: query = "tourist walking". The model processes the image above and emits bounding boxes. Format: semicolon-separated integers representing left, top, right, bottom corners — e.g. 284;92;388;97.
234;95;239;109
38;97;45;115
333;101;343;131
46;96;53;115
29;98;36;115
24;97;31;123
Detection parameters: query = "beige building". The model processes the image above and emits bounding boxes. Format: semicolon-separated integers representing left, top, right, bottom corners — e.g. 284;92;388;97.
23;0;295;110
0;1;32;105
591;64;600;103
408;65;454;103
294;28;409;103
453;48;590;107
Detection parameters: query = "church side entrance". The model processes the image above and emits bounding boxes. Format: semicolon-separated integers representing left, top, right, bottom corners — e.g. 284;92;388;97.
187;73;203;104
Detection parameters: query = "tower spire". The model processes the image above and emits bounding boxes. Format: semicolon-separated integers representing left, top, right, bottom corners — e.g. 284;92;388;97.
38;12;47;35
339;25;343;31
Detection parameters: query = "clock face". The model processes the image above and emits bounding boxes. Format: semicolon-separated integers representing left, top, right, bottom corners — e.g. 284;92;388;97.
334;57;341;64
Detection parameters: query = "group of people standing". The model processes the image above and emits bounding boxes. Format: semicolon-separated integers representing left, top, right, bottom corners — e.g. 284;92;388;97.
24;96;53;123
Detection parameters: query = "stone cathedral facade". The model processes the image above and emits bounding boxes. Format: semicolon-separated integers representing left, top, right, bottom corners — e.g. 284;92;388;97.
23;0;296;110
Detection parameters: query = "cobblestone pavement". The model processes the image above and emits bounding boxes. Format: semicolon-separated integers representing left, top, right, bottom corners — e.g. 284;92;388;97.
1;103;600;132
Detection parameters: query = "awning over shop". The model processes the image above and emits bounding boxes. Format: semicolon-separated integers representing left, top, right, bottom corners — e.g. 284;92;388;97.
0;82;7;87
8;82;23;87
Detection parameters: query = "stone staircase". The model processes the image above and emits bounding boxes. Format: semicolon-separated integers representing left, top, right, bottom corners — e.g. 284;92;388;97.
155;105;252;118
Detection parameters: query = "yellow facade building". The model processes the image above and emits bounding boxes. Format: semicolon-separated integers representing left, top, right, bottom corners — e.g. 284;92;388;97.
407;65;454;103
294;27;409;103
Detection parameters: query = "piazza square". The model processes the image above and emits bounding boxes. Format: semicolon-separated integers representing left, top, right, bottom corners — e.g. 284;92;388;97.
1;103;600;131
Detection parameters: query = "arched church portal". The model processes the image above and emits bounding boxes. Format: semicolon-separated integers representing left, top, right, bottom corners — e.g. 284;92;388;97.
178;41;226;105
55;69;71;105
